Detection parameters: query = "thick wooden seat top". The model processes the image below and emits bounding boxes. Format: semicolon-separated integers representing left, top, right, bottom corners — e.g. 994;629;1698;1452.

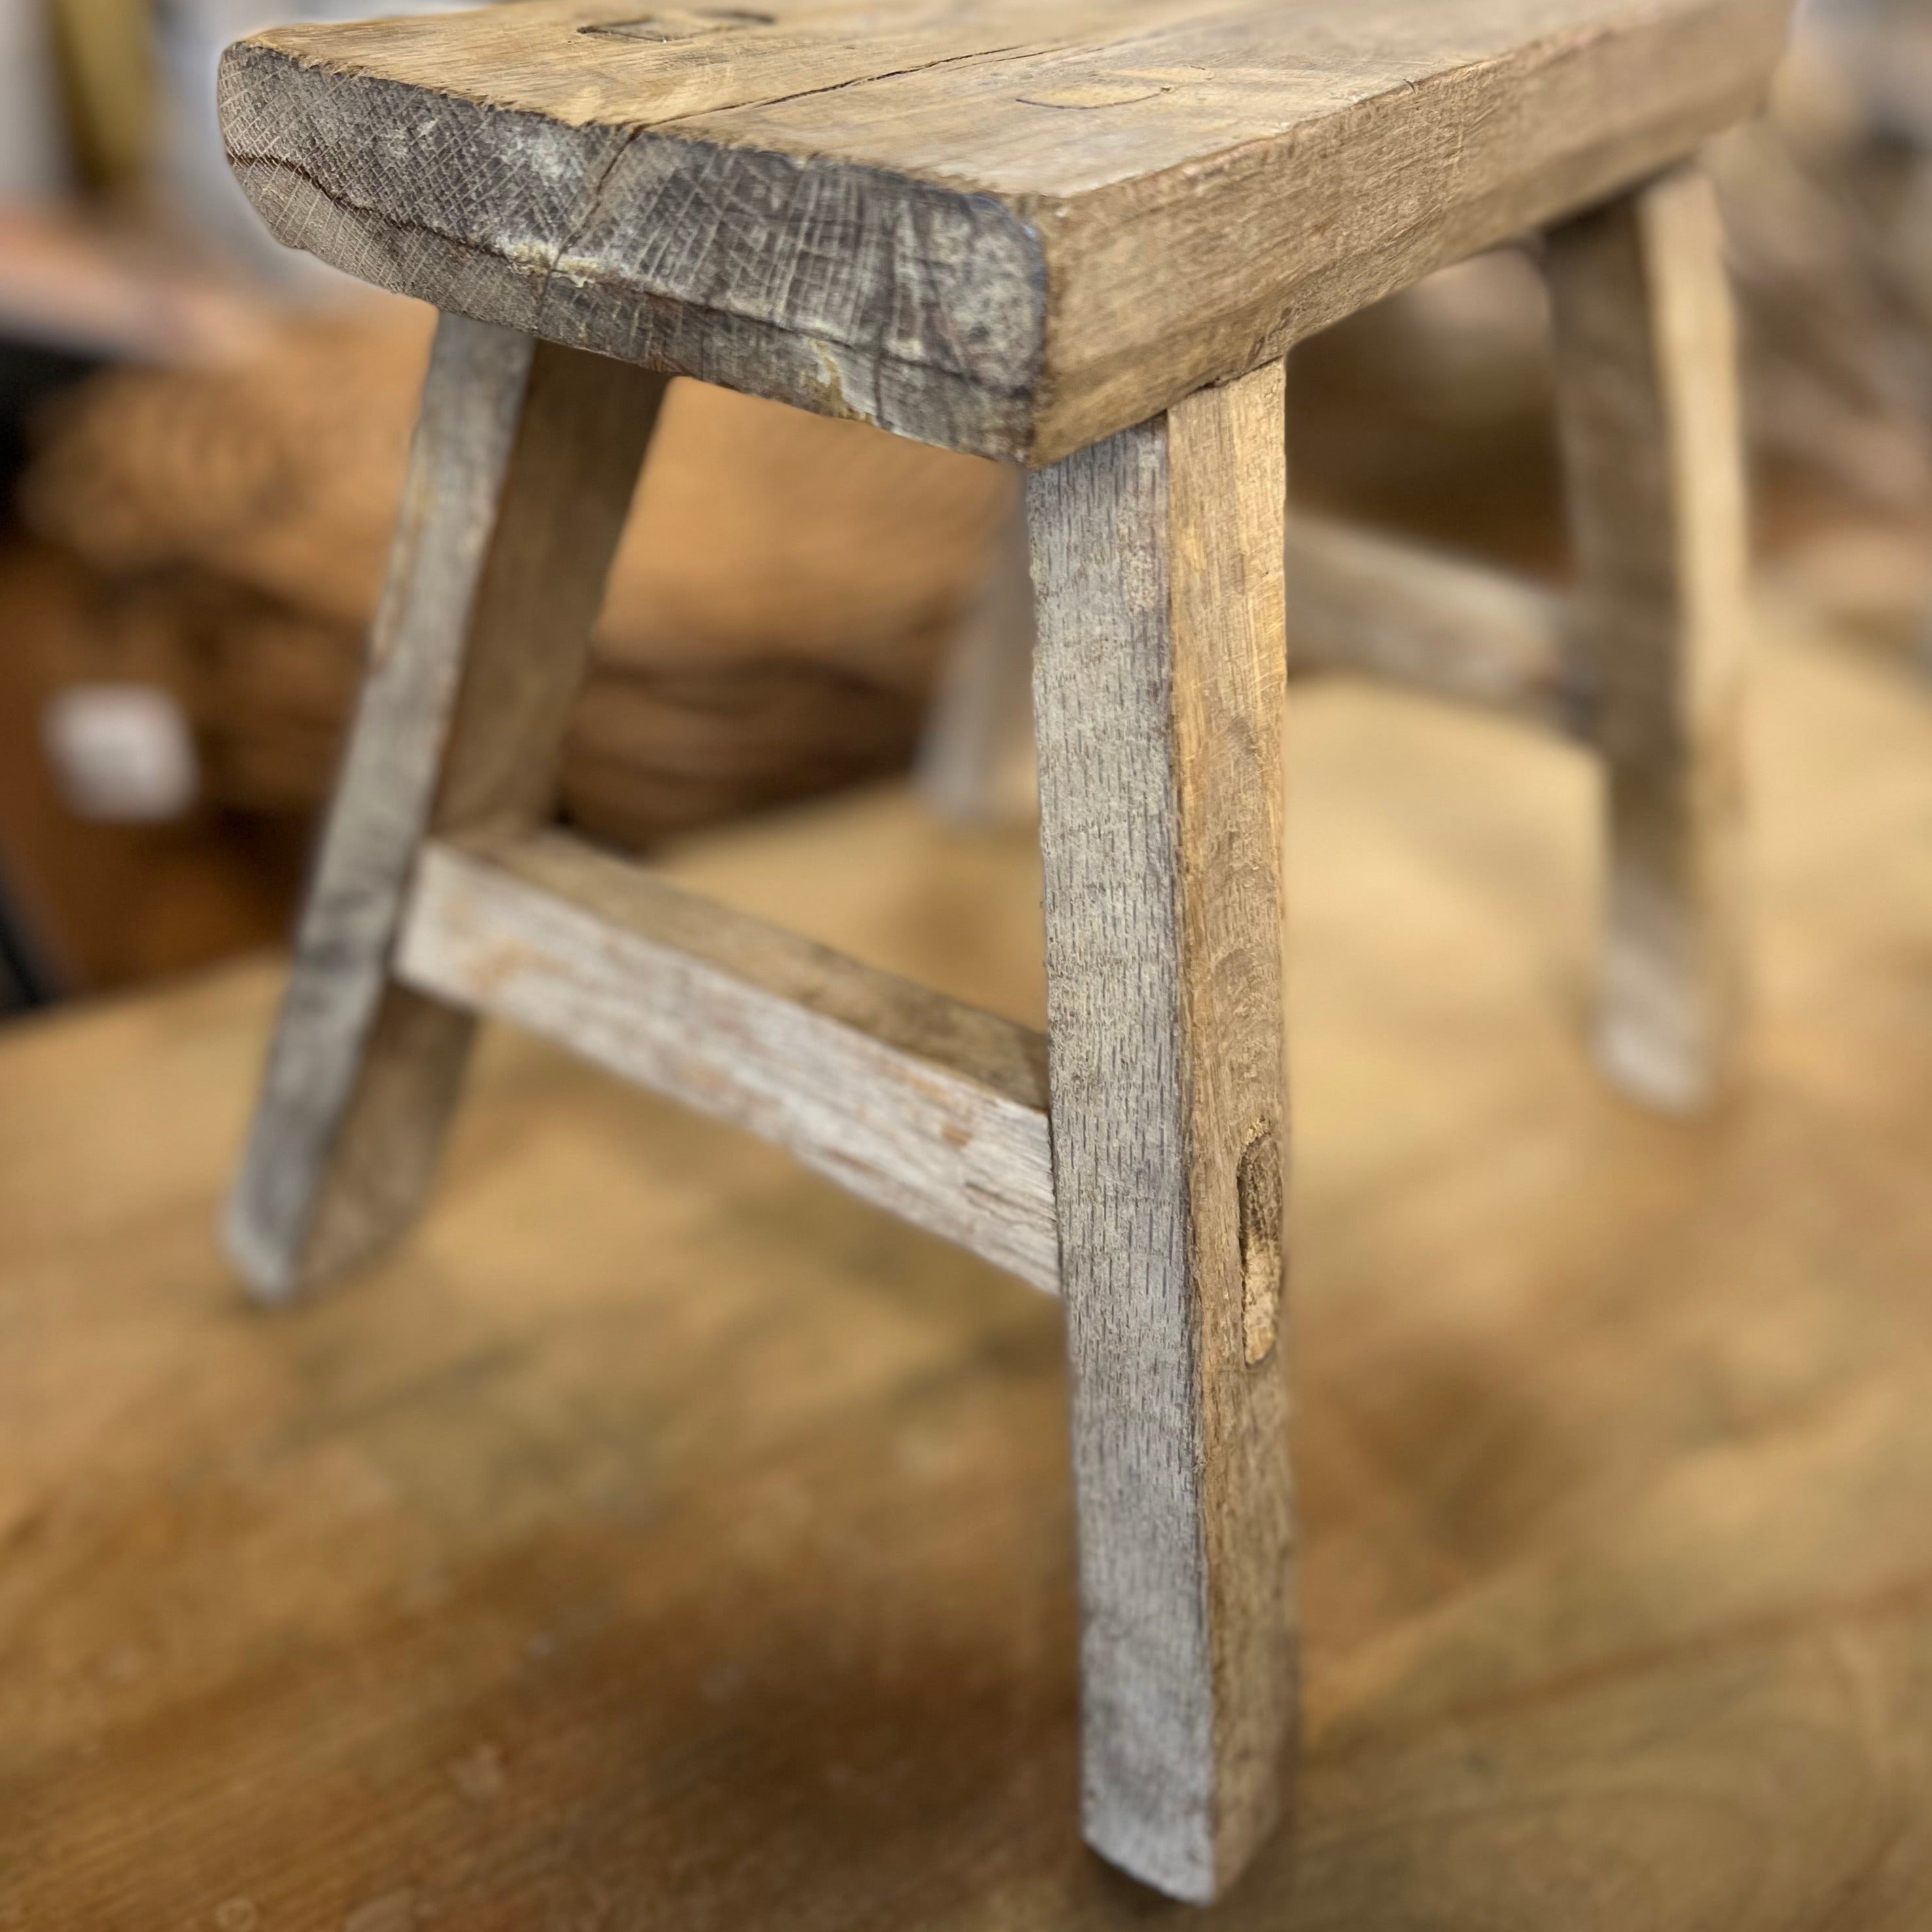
219;0;1787;462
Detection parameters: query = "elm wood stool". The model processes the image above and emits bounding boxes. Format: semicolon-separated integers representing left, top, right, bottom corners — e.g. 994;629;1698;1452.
217;0;1789;1903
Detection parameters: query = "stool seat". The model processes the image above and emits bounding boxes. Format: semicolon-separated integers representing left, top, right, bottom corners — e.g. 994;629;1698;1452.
221;0;1785;463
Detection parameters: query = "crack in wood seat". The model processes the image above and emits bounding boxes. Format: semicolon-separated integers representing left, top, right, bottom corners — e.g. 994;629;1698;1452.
217;0;1791;1908
221;0;1785;463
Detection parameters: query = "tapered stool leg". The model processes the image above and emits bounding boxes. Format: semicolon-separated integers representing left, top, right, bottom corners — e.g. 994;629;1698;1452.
1027;363;1295;1905
1547;162;1749;1112
226;314;665;1300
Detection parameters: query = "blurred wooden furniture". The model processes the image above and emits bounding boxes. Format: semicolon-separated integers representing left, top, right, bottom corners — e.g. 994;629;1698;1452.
215;0;1787;1901
8;601;1932;1925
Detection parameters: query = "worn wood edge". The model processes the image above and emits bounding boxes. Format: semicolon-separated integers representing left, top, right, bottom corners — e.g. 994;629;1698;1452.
1032;20;1781;464
393;827;1060;1291
217;41;1048;462
215;3;1786;462
1286;516;1588;738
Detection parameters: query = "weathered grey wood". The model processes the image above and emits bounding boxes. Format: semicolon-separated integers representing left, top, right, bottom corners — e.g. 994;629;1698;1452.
1027;362;1293;1903
1546;163;1749;1111
217;0;1790;463
396;827;1059;1290
225;315;666;1300
1285;515;1586;737
917;493;1038;828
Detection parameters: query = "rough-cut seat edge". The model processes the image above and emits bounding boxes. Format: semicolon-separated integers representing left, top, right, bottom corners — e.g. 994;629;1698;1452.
217;1;1789;463
220;41;1050;461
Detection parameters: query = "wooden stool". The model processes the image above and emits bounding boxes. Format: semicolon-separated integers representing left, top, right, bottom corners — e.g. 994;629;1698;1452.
217;0;1788;1903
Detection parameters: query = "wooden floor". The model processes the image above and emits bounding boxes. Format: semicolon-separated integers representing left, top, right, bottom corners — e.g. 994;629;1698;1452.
5;602;1932;1929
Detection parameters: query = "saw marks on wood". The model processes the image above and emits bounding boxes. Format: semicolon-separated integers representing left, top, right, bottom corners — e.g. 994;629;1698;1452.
218;0;1789;458
4;608;1932;1927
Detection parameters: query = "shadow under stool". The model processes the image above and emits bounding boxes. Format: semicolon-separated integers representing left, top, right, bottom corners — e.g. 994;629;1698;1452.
216;0;1791;1903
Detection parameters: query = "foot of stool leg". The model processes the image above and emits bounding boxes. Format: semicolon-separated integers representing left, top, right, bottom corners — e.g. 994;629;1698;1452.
226;315;664;1300
1548;163;1749;1112
1028;363;1295;1904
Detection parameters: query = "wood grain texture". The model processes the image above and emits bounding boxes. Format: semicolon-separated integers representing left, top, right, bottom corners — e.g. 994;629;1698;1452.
225;314;665;1300
396;826;1058;1288
9;599;1932;1931
1547;164;1749;1112
217;0;1790;462
1027;363;1292;1902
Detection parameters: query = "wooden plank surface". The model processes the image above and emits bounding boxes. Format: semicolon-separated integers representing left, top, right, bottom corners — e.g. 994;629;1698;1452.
1028;365;1293;1899
225;318;664;1302
218;0;1789;460
7;600;1932;1926
397;826;1057;1289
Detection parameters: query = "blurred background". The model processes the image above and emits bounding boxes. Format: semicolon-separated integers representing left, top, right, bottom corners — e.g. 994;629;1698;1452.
0;0;1927;1014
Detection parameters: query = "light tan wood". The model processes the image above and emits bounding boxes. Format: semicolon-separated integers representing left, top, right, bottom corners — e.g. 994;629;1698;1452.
225;314;665;1300
396;826;1058;1289
7;603;1932;1929
1547;164;1749;1111
1027;362;1292;1902
217;0;1790;462
1286;515;1583;737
